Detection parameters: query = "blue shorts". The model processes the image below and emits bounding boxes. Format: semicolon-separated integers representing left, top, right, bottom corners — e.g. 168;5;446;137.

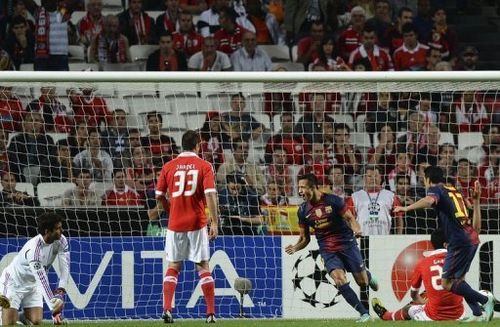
321;244;365;274
442;245;478;279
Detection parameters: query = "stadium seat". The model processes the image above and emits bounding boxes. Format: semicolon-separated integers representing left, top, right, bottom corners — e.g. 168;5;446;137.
332;114;354;130
70;11;86;25
356;114;366;132
202;92;233;112
146;11;163;20
19;63;33;71
68;45;85;62
260;45;290;62
0;182;35;197
124;95;169;117
272;114;281;132
103;96;129;112
37;183;75;206
47;133;69;144
439;132;455;145
291;45;298;62
102;0;123;9
458;132;483;150
184;113;207;130
129;45;159;62
68;63;99;71
252;113;271;130
192;15;200;26
12;85;33;98
7;132;19;147
245;93;264;112
352;132;371;148
168;94;208;115
163;113;187;130
271;62;304;71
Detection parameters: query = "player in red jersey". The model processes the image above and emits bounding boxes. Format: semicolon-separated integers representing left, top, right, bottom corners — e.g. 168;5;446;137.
155;130;219;324
372;228;465;321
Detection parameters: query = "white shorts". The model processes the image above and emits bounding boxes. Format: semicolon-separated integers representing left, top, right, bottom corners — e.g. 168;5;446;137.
165;227;209;263
0;270;42;310
408;304;465;321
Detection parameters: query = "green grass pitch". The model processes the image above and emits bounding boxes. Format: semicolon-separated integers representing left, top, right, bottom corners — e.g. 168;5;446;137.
67;318;500;326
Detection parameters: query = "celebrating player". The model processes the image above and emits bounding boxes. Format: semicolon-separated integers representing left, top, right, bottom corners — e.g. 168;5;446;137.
394;166;496;321
155;130;219;324
372;228;465;321
286;173;378;323
0;212;69;325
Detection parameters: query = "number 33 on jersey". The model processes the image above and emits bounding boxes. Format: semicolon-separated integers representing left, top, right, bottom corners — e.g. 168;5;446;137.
156;152;217;232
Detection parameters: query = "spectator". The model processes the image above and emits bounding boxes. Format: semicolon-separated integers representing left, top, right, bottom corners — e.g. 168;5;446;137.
155;0;182;35
265;112;307;165
69;85;111;127
437;143;457;178
365;0;392;41
221;93;264;145
3;15;35;70
187;36;232;71
73;128;114;182
366;92;397;143
171;12;203;58
320;164;350;198
260;181;288;206
146;31;187;71
89;14;131;64
140;111;179;167
478;145;499;203
348;25;394;71
266;147;293;195
117;0;156;45
388;152;417;191
397;111;426;156
331;123;362;178
416;92;438;126
0;129;9;176
382;7;413;53
216;138;266;195
231;31;272;71
309;35;349;71
0;85;24;132
423;46;442;71
133;167;155;199
468;125;500;165
198;111;225;170
455;46;479;71
415;124;440;166
346;165;404;235
26;86;73;133
40;139;73;183
67;120;88;157
395;174;416;206
300;142;330;186
296;21;325;68
34;0;71;71
0;172;39;207
455;158;478;202
393;23;428;71
294;93;335;144
338;6;365;60
245;0;284;45
455;91;489;133
62;168;100;206
77;0;103;48
0;48;14;70
7;111;55;183
102;169;142;206
214;7;245;55
5;0;36;31
197;0;228;37
368;124;397;179
125;145;154;189
101;108;129;168
283;0;331;44
218;173;263;235
426;7;457;60
298;89;341;113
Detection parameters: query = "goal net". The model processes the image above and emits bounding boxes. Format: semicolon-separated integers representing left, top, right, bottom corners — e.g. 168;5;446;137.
0;72;498;321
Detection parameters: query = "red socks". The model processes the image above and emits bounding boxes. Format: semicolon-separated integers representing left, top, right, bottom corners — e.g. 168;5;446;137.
163;268;179;311
199;269;215;315
383;308;408;320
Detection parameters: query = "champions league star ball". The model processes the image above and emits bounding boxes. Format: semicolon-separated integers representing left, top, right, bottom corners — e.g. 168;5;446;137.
292;250;340;308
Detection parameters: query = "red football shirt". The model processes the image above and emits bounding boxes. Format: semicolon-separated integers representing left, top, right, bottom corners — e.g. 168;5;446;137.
155;152;216;232
410;249;464;320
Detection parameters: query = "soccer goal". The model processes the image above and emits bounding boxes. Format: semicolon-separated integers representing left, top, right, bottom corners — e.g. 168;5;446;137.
0;71;498;321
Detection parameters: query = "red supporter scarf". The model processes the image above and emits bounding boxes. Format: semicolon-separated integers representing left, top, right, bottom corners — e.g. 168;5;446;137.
133;13;151;45
97;33;127;63
35;7;50;58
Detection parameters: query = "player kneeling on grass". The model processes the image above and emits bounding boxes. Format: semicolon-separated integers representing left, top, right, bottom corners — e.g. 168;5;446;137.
372;228;467;321
0;212;69;325
156;130;219;324
286;174;378;323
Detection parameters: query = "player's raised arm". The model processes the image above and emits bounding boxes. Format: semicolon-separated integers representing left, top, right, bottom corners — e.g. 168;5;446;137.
394;196;435;213
471;180;482;233
285;224;310;255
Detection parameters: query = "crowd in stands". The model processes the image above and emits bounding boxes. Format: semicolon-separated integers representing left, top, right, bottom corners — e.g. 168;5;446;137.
0;82;499;235
0;0;489;71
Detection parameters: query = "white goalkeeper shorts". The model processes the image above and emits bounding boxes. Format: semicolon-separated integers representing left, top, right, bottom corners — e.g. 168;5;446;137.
408;304;432;321
0;270;42;310
165;227;210;263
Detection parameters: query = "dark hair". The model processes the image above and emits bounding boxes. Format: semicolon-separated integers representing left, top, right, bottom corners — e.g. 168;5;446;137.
482;124;498;135
352;57;372;71
327;164;345;176
398;6;413;17
158;30;173;39
298;173;318;187
396;174;410;183
37;212;63;235
430;228;447;250
457;158;471;165
182;130;199;151
231;93;245;101
401;22;416;35
128;128;141;135
87;128;99;137
317;35;339;66
56;139;69;148
10;15;27;28
74;168;91;178
146;111;163;123
112;168;125;178
334;123;351;133
365;164;380;174
430;6;446;17
426;45;441;57
363;23;376;34
424;166;444;183
231;138;247;151
113;108;127;115
220;7;237;24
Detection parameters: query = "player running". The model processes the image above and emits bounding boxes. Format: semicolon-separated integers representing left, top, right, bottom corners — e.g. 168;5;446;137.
155;130;219;324
372;229;466;321
286;174;378;323
394;166;496;322
0;212;69;325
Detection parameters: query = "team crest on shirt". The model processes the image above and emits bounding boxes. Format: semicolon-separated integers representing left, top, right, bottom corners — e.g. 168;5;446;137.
315;208;322;217
325;206;332;214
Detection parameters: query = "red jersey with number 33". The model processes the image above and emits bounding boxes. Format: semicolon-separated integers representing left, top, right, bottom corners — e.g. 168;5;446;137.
410;249;464;320
156;152;216;232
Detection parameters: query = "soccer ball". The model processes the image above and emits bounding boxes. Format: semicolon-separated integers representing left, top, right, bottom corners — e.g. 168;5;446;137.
291;250;340;308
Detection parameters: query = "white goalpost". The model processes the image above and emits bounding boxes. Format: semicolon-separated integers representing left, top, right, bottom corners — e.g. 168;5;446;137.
0;71;498;321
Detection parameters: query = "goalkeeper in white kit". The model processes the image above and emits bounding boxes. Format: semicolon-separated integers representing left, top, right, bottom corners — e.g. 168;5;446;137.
0;212;69;325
